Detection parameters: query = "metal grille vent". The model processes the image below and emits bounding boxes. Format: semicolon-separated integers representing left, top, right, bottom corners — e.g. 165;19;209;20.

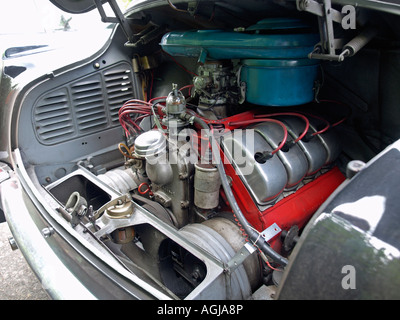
33;63;134;145
71;75;107;133
33;88;75;144
104;67;133;123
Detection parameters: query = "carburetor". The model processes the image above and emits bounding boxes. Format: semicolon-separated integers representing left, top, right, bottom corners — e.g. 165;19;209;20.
192;61;239;118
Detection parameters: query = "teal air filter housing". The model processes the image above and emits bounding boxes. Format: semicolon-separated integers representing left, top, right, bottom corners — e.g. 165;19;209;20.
160;18;320;106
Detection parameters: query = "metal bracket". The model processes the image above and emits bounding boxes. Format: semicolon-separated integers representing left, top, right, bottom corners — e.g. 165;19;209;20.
297;0;377;62
93;0;134;44
225;242;256;274
261;223;282;242
297;0;345;60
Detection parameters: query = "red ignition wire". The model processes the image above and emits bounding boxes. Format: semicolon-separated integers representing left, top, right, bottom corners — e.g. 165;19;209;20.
307;113;331;136
119;99;152;136
138;182;153;196
318;99;350;128
179;84;194;97
227;118;288;155
254;112;310;143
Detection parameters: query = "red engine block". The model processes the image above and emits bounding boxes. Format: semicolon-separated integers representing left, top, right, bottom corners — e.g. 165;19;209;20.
193;109;346;254
222;156;345;253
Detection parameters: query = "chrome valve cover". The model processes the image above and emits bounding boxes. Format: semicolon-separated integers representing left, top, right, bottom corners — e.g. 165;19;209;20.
221;120;340;206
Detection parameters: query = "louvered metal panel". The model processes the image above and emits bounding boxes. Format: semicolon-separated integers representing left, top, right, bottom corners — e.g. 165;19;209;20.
33;62;134;145
34;88;75;144
104;66;133;123
71;75;108;133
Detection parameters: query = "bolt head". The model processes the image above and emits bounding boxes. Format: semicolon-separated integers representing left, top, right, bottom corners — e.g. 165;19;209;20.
41;227;55;238
8;237;18;251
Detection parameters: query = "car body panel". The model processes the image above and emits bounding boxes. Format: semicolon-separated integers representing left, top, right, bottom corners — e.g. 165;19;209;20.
277;140;400;299
2;149;173;299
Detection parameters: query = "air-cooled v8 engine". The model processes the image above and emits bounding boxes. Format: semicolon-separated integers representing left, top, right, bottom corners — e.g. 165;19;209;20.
110;18;345;298
124;83;345;252
49;18;346;299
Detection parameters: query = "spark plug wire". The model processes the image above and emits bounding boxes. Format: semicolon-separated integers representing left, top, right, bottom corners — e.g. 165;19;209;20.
318;99;351;128
254;112;310;143
226;118;288;155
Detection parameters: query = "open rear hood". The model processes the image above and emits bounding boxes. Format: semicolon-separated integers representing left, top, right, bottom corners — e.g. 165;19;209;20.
49;0;107;13
50;0;138;43
49;0;400;16
48;0;400;61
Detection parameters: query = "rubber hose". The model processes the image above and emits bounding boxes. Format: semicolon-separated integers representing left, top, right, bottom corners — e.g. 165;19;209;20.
182;113;289;267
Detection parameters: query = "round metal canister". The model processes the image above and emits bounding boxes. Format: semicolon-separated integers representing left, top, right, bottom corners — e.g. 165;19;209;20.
165;83;186;115
134;130;173;186
194;163;221;209
106;200;133;219
134;130;167;159
240;58;319;106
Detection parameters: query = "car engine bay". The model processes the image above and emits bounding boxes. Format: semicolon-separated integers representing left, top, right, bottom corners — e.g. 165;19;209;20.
10;0;400;299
